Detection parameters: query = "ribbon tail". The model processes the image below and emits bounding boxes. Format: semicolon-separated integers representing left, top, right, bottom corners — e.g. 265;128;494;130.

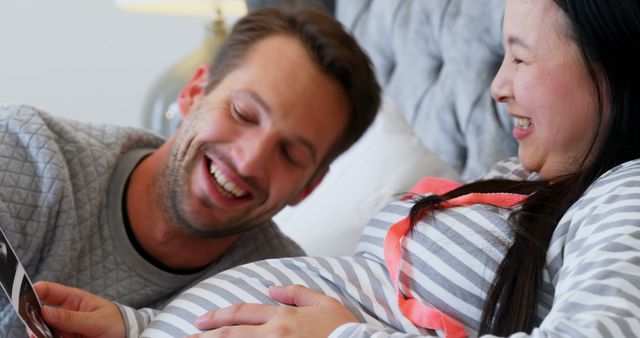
442;313;468;338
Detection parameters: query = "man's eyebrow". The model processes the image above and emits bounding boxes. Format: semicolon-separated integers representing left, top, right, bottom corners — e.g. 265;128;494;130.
507;36;532;52
243;90;318;163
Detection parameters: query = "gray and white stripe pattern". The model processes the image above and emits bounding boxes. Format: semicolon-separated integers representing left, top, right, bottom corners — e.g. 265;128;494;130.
125;158;640;337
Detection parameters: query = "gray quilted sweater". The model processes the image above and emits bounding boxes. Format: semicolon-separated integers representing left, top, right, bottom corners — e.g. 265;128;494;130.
0;104;304;337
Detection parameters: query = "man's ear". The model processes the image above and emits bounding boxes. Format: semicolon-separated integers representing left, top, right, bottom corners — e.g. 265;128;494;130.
177;64;211;118
288;170;328;206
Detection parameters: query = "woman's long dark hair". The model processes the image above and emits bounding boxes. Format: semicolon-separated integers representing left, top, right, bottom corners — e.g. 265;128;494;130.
409;0;640;335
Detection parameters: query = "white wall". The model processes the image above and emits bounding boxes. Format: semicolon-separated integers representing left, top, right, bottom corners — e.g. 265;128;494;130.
0;0;205;128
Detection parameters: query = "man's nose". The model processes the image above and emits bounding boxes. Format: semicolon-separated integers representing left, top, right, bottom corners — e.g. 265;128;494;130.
232;131;276;179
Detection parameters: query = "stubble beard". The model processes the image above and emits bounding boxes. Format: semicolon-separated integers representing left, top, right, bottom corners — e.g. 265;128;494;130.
159;137;277;238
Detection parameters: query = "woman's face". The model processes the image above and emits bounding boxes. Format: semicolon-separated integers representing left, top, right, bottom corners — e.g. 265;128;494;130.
491;0;600;179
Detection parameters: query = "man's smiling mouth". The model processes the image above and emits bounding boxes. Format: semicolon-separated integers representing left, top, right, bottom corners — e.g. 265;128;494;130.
208;162;250;199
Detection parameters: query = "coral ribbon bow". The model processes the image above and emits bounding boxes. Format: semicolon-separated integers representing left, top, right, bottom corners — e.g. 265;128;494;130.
383;177;528;338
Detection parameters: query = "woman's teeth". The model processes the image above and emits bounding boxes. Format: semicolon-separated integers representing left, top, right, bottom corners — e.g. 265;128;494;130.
209;163;248;198
514;117;533;129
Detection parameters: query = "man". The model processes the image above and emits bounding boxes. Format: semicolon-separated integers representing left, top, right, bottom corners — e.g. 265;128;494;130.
0;7;380;337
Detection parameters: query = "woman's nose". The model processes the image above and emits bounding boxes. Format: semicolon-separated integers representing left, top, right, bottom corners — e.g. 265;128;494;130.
491;57;514;103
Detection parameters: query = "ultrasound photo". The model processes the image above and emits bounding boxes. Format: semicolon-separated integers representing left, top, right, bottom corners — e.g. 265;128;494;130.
0;227;59;338
0;229;18;296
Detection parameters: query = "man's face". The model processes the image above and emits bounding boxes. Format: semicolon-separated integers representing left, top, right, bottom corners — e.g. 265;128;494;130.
161;35;350;236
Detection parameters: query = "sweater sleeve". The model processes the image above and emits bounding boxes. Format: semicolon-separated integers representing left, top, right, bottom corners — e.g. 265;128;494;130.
503;166;640;337
116;304;159;338
329;161;640;338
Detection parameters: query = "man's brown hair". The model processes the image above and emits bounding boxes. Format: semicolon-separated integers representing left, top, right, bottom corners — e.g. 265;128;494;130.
206;6;381;166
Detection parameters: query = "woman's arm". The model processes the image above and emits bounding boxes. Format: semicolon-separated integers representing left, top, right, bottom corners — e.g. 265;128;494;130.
189;285;359;338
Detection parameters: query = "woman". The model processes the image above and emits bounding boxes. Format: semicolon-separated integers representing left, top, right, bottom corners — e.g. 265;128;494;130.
35;0;640;336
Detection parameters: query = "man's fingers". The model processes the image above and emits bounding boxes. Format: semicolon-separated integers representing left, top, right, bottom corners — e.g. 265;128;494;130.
36;281;126;338
34;281;63;305
41;306;99;335
195;304;277;330
35;282;85;310
268;284;331;307
35;281;103;312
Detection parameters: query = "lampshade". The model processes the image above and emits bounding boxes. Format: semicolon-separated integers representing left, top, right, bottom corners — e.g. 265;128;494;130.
116;0;247;18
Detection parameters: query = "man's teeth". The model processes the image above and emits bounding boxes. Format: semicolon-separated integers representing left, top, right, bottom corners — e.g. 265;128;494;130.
209;163;248;198
514;117;533;129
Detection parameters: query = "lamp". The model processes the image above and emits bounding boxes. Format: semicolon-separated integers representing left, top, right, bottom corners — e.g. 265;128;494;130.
116;0;248;136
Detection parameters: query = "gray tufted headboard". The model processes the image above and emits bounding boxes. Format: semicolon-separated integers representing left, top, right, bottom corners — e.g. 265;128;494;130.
336;0;517;180
147;0;517;180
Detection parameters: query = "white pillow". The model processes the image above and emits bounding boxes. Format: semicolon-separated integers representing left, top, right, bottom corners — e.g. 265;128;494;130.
275;97;460;256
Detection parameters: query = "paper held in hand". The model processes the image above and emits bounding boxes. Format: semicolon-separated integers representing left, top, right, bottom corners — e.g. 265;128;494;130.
0;227;59;338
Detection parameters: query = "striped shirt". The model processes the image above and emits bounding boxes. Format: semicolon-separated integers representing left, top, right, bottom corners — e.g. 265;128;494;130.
121;157;640;337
